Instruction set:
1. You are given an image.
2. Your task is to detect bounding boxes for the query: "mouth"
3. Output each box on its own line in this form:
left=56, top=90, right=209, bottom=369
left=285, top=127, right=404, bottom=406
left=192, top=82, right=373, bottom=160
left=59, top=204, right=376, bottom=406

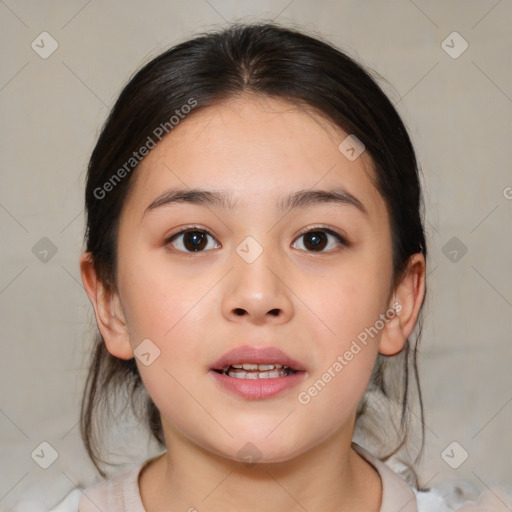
left=211, top=345, right=305, bottom=376
left=209, top=345, right=306, bottom=399
left=214, top=363, right=298, bottom=379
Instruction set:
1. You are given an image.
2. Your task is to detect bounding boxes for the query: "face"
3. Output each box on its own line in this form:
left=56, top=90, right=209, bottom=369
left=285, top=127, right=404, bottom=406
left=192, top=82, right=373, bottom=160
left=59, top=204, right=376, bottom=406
left=105, top=94, right=399, bottom=463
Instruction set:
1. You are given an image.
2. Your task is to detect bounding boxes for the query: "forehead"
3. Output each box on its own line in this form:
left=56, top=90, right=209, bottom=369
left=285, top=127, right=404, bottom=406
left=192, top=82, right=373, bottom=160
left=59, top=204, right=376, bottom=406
left=123, top=94, right=387, bottom=222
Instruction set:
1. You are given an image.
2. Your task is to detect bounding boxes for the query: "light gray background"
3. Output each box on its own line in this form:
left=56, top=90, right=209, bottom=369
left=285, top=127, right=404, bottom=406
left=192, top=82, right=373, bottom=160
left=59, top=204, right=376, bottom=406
left=1, top=0, right=511, bottom=509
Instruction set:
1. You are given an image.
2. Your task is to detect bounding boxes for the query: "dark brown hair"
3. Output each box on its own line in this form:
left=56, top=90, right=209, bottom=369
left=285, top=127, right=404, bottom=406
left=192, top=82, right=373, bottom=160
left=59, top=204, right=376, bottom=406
left=80, top=21, right=427, bottom=479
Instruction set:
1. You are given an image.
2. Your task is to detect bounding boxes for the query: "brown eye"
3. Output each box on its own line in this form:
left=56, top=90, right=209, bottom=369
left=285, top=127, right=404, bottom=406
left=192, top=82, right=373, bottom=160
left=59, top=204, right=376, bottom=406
left=303, top=231, right=327, bottom=251
left=167, top=229, right=220, bottom=253
left=292, top=228, right=347, bottom=253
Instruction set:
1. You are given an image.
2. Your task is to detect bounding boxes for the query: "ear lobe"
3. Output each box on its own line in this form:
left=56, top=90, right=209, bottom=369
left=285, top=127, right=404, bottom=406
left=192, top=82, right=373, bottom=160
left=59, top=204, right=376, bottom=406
left=79, top=251, right=134, bottom=360
left=379, top=253, right=426, bottom=356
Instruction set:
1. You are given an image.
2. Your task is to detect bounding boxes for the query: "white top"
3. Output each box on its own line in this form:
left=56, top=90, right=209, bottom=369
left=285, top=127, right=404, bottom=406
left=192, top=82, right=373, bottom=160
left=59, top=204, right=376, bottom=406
left=48, top=443, right=512, bottom=512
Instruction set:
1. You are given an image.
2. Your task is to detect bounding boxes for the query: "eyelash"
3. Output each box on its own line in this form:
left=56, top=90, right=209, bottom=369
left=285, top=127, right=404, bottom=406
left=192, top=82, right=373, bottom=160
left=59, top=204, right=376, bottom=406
left=164, top=224, right=349, bottom=254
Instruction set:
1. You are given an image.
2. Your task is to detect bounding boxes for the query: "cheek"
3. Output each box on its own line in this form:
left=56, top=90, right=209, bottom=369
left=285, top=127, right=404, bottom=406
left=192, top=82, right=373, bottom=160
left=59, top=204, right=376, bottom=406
left=118, top=254, right=211, bottom=346
left=122, top=270, right=216, bottom=430
left=311, top=255, right=392, bottom=353
left=291, top=327, right=377, bottom=453
left=117, top=252, right=218, bottom=377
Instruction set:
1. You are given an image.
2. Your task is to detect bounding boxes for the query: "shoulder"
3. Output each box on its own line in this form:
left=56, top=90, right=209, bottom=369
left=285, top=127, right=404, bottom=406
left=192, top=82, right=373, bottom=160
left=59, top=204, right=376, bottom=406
left=48, top=459, right=149, bottom=512
left=79, top=461, right=146, bottom=511
left=352, top=443, right=512, bottom=512
left=47, top=489, right=83, bottom=512
left=352, top=442, right=418, bottom=511
left=415, top=485, right=512, bottom=512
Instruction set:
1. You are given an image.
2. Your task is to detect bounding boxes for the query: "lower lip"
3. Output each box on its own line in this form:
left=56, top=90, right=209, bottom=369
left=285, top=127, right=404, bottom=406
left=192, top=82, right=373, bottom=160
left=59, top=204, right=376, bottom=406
left=209, top=370, right=306, bottom=400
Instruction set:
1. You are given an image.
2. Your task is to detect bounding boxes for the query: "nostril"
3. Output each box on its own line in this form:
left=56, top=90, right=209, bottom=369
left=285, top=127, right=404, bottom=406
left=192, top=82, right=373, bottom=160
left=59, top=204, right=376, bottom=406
left=232, top=308, right=280, bottom=317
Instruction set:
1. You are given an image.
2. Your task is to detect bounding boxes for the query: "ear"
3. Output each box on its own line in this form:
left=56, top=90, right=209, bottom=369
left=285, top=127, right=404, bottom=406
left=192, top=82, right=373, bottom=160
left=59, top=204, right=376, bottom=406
left=379, top=253, right=426, bottom=356
left=79, top=251, right=134, bottom=359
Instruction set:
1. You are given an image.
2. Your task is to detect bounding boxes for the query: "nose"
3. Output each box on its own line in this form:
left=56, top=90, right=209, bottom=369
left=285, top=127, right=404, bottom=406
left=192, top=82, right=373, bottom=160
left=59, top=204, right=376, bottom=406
left=221, top=243, right=294, bottom=325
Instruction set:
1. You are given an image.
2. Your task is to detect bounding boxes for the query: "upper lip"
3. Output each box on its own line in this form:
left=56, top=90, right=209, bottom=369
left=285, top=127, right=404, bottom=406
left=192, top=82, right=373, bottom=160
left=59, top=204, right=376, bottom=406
left=211, top=345, right=306, bottom=371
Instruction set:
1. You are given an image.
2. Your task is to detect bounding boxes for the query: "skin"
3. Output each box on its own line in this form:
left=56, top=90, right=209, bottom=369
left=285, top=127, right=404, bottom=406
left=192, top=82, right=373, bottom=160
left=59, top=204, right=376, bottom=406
left=80, top=93, right=426, bottom=512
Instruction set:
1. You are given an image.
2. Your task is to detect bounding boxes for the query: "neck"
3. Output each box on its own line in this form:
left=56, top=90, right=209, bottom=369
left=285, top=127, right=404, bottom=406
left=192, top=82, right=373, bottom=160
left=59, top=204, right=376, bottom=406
left=139, top=422, right=382, bottom=512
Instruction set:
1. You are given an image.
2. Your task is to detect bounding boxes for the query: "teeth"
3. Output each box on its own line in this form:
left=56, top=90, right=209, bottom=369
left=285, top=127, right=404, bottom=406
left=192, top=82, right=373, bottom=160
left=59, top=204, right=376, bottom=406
left=221, top=365, right=296, bottom=379
left=222, top=363, right=285, bottom=371
left=217, top=363, right=297, bottom=379
left=257, top=364, right=276, bottom=371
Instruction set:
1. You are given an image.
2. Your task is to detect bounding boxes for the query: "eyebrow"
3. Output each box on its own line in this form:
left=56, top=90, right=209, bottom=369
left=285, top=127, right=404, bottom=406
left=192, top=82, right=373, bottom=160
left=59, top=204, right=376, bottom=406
left=143, top=186, right=368, bottom=218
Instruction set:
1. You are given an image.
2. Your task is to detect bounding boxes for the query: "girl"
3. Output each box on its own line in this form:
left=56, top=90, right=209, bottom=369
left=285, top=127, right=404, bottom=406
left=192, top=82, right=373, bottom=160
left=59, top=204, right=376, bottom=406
left=51, top=21, right=510, bottom=512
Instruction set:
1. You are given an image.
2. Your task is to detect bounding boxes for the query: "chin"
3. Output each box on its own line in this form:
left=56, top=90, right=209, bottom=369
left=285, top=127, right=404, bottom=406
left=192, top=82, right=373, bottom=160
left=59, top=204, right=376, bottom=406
left=202, top=432, right=310, bottom=465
